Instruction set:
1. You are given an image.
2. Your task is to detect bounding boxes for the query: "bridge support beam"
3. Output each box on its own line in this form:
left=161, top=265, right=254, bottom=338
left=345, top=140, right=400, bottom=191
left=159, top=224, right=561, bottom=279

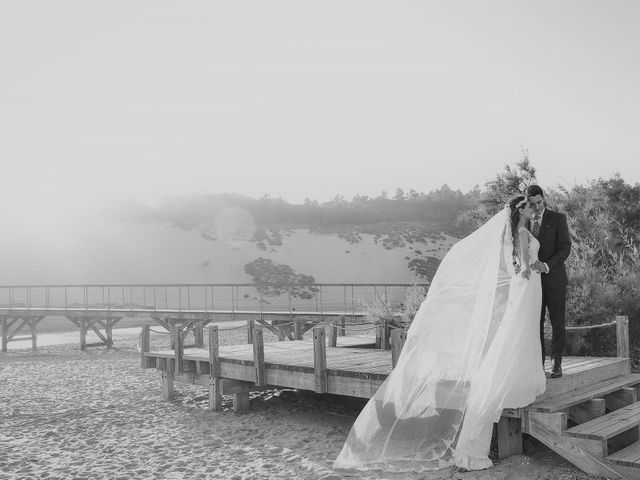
left=1, top=315, right=44, bottom=353
left=65, top=316, right=122, bottom=350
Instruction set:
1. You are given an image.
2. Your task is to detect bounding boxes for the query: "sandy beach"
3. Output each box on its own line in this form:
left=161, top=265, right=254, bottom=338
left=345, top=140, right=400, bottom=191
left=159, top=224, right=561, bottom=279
left=0, top=327, right=598, bottom=480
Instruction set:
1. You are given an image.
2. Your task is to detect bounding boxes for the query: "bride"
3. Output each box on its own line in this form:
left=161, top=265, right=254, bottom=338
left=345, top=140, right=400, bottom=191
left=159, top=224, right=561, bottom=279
left=334, top=196, right=546, bottom=472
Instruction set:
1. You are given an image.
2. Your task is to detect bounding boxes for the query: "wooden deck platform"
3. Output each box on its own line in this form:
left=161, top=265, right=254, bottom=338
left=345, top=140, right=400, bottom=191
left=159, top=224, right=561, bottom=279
left=144, top=341, right=629, bottom=402
left=142, top=317, right=640, bottom=479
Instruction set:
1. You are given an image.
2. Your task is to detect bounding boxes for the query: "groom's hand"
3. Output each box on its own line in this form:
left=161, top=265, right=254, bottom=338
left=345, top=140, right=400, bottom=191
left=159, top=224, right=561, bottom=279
left=531, top=261, right=545, bottom=272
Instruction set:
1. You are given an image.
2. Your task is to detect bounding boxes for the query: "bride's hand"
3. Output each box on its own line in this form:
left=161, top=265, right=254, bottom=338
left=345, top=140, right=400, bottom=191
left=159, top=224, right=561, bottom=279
left=521, top=268, right=531, bottom=280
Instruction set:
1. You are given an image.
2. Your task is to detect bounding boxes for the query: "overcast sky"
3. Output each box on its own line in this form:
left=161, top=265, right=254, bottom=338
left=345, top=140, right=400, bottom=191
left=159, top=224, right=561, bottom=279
left=2, top=0, right=639, bottom=216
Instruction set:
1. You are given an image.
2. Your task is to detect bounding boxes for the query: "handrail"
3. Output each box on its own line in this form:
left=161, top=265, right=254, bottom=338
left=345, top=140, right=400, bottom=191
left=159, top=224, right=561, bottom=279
left=0, top=282, right=426, bottom=288
left=0, top=283, right=427, bottom=315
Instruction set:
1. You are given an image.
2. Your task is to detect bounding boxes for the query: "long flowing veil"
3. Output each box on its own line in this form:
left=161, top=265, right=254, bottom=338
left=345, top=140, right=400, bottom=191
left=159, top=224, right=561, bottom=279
left=334, top=207, right=517, bottom=472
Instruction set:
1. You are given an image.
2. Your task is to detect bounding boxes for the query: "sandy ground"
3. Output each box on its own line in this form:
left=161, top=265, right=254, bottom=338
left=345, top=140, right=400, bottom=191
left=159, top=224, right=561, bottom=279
left=0, top=327, right=600, bottom=480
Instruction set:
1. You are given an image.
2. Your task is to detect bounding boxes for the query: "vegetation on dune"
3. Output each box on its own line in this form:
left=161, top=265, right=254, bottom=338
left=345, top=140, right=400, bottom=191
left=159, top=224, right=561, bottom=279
left=244, top=257, right=319, bottom=300
left=467, top=155, right=640, bottom=367
left=110, top=188, right=470, bottom=236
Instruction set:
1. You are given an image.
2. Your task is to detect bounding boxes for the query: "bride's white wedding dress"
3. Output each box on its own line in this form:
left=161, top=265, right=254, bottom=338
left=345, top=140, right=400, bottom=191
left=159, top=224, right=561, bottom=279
left=334, top=209, right=546, bottom=472
left=453, top=226, right=545, bottom=469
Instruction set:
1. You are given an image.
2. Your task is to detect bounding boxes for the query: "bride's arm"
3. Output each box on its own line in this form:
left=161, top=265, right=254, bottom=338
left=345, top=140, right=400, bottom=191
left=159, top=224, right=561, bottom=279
left=518, top=229, right=531, bottom=279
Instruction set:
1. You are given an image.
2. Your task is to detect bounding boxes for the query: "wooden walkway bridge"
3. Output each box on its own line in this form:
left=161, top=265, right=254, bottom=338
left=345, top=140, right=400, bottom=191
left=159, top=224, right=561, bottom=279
left=0, top=283, right=420, bottom=352
left=142, top=316, right=640, bottom=479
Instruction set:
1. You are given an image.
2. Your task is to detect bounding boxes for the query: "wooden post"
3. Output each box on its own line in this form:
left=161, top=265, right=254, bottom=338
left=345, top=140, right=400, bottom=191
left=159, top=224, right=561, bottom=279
left=329, top=321, right=338, bottom=347
left=375, top=322, right=382, bottom=349
left=233, top=387, right=251, bottom=413
left=106, top=318, right=113, bottom=349
left=390, top=328, right=407, bottom=369
left=497, top=416, right=523, bottom=458
left=174, top=327, right=184, bottom=374
left=1, top=317, right=7, bottom=353
left=339, top=315, right=346, bottom=336
left=140, top=325, right=150, bottom=368
left=253, top=327, right=266, bottom=387
left=313, top=326, right=327, bottom=393
left=29, top=317, right=38, bottom=351
left=247, top=320, right=254, bottom=344
left=161, top=369, right=174, bottom=400
left=276, top=322, right=286, bottom=342
left=80, top=318, right=87, bottom=351
left=293, top=318, right=302, bottom=340
left=195, top=324, right=204, bottom=348
left=208, top=326, right=222, bottom=411
left=616, top=315, right=630, bottom=358
left=384, top=320, right=392, bottom=350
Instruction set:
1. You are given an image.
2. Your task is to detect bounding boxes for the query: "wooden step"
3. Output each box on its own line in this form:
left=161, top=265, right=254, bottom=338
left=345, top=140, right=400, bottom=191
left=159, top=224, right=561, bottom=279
left=528, top=374, right=640, bottom=413
left=540, top=357, right=631, bottom=399
left=564, top=402, right=640, bottom=441
left=606, top=441, right=640, bottom=468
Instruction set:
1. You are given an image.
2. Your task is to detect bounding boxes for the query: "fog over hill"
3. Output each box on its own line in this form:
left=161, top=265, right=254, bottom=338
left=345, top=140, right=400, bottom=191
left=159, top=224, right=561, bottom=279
left=0, top=192, right=467, bottom=285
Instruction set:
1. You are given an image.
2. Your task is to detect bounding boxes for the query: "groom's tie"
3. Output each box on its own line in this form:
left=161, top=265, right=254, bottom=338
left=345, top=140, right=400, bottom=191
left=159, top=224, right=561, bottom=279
left=532, top=214, right=541, bottom=238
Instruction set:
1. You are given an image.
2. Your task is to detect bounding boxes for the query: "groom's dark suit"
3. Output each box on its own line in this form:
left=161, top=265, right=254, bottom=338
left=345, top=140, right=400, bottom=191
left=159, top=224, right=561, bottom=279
left=534, top=208, right=571, bottom=368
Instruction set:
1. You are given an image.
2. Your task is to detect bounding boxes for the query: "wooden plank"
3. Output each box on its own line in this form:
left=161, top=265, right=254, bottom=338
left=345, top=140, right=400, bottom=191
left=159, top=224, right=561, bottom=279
left=529, top=374, right=640, bottom=413
left=293, top=318, right=302, bottom=340
left=617, top=316, right=630, bottom=359
left=247, top=320, right=254, bottom=344
left=256, top=318, right=279, bottom=336
left=174, top=327, right=184, bottom=374
left=528, top=412, right=623, bottom=479
left=7, top=318, right=29, bottom=341
left=329, top=322, right=338, bottom=348
left=569, top=398, right=606, bottom=425
left=390, top=329, right=407, bottom=369
left=151, top=315, right=172, bottom=332
left=208, top=326, right=222, bottom=411
left=221, top=379, right=253, bottom=395
left=8, top=335, right=34, bottom=342
left=605, top=388, right=637, bottom=412
left=503, top=408, right=524, bottom=419
left=565, top=403, right=640, bottom=440
left=1, top=317, right=8, bottom=353
left=80, top=318, right=87, bottom=350
left=497, top=416, right=523, bottom=458
left=155, top=357, right=167, bottom=370
left=606, top=440, right=640, bottom=467
left=194, top=325, right=204, bottom=349
left=87, top=320, right=109, bottom=345
left=161, top=369, right=174, bottom=400
left=28, top=317, right=39, bottom=351
left=233, top=381, right=251, bottom=413
left=105, top=318, right=113, bottom=348
left=313, top=327, right=327, bottom=393
left=375, top=323, right=381, bottom=349
left=253, top=327, right=266, bottom=387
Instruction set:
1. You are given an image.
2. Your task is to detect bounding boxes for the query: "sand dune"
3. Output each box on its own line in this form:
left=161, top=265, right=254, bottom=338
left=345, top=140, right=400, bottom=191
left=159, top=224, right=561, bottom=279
left=0, top=330, right=597, bottom=480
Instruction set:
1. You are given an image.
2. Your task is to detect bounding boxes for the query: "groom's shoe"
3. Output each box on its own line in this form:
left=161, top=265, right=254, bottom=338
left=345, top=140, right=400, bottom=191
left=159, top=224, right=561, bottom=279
left=550, top=365, right=562, bottom=378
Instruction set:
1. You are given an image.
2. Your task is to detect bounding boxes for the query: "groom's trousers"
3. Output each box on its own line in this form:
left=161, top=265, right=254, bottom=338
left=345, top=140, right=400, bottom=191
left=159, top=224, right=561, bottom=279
left=539, top=283, right=566, bottom=367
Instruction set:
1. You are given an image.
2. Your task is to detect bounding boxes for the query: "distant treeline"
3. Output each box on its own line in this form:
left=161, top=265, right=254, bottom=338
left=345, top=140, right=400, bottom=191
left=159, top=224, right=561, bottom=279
left=113, top=186, right=472, bottom=233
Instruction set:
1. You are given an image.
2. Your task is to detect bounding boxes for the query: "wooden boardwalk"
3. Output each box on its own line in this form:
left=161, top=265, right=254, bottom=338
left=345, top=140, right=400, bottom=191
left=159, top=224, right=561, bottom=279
left=142, top=317, right=640, bottom=479
left=0, top=282, right=420, bottom=351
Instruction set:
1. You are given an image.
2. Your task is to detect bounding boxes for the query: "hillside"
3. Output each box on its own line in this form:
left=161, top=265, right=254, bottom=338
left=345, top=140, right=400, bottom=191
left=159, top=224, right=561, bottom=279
left=0, top=216, right=458, bottom=285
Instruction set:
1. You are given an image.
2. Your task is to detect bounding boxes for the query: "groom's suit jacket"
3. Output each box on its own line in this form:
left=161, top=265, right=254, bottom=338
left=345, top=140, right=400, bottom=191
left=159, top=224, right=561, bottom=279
left=536, top=208, right=572, bottom=288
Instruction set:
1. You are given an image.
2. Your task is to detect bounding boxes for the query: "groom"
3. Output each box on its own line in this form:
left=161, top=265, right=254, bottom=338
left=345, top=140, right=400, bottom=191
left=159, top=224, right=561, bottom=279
left=527, top=185, right=572, bottom=378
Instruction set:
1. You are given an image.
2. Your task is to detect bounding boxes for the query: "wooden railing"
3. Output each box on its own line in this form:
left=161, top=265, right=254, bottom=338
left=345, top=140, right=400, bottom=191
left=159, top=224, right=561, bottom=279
left=0, top=283, right=426, bottom=315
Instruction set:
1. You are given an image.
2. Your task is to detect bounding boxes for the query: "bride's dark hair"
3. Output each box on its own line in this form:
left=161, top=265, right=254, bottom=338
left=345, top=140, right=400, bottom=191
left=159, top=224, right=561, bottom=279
left=508, top=195, right=527, bottom=257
